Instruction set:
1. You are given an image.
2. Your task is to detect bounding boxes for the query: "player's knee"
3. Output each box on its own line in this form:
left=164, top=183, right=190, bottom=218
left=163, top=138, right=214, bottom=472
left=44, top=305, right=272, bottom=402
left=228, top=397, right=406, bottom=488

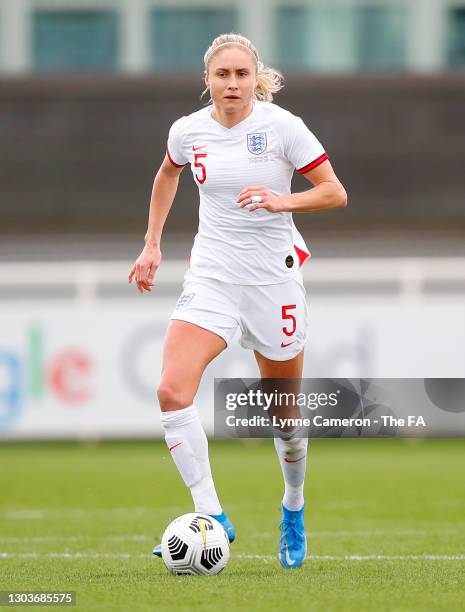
left=157, top=381, right=192, bottom=411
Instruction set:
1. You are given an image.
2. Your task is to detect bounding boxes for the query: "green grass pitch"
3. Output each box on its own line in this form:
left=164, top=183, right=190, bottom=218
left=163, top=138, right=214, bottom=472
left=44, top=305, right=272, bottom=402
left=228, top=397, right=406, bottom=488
left=1, top=439, right=464, bottom=611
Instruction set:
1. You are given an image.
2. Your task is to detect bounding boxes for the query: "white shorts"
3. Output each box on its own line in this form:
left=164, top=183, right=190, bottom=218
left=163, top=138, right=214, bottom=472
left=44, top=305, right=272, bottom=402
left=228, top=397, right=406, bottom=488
left=170, top=270, right=309, bottom=361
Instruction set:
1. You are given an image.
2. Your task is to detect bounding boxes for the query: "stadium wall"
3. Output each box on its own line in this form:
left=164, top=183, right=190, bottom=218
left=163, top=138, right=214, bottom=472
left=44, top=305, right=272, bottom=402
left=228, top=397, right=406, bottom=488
left=1, top=75, right=464, bottom=234
left=1, top=294, right=464, bottom=440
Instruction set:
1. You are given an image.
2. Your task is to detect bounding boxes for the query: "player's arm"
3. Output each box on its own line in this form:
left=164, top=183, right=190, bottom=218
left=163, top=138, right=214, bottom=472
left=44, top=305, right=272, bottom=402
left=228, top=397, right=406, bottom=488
left=237, top=160, right=347, bottom=214
left=144, top=154, right=186, bottom=246
left=128, top=154, right=186, bottom=293
left=284, top=158, right=348, bottom=213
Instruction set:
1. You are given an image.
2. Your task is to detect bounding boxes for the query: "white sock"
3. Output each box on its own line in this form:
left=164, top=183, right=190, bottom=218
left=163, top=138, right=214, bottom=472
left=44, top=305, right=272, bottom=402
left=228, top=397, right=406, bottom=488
left=160, top=404, right=222, bottom=515
left=274, top=435, right=308, bottom=511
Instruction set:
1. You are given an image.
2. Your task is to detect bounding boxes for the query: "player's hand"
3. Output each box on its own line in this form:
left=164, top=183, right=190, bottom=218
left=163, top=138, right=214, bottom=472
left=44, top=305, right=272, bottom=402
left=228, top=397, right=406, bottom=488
left=128, top=244, right=161, bottom=294
left=236, top=185, right=284, bottom=213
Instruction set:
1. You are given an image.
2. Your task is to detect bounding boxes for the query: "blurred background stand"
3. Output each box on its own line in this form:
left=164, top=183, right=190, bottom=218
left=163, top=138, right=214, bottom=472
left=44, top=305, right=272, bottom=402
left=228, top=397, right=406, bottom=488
left=0, top=0, right=464, bottom=440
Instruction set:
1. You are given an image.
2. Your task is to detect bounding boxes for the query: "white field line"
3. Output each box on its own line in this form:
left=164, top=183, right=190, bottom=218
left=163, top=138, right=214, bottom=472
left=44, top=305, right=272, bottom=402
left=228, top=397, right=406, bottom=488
left=1, top=529, right=457, bottom=544
left=0, top=503, right=267, bottom=520
left=0, top=502, right=398, bottom=520
left=1, top=528, right=460, bottom=544
left=3, top=504, right=264, bottom=520
left=6, top=501, right=464, bottom=520
left=237, top=554, right=465, bottom=562
left=0, top=535, right=149, bottom=543
left=250, top=530, right=434, bottom=539
left=0, top=552, right=148, bottom=559
left=5, top=511, right=45, bottom=519
left=0, top=552, right=464, bottom=562
left=3, top=507, right=183, bottom=520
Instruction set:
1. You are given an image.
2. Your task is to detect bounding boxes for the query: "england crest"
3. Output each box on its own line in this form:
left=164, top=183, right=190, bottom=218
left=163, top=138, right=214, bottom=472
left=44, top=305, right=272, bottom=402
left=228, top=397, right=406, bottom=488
left=247, top=133, right=267, bottom=155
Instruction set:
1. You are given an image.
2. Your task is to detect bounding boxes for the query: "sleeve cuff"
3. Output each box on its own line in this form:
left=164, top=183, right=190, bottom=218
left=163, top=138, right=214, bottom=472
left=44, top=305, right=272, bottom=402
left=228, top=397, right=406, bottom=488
left=166, top=143, right=187, bottom=168
left=297, top=152, right=329, bottom=174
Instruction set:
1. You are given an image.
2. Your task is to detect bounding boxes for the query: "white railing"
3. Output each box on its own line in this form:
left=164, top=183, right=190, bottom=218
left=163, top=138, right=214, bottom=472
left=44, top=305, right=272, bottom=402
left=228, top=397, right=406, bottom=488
left=1, top=257, right=465, bottom=302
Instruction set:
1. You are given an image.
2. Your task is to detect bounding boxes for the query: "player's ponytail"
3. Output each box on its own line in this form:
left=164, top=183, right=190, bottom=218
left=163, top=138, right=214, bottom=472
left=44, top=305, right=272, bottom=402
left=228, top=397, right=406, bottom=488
left=201, top=33, right=284, bottom=104
left=254, top=59, right=284, bottom=103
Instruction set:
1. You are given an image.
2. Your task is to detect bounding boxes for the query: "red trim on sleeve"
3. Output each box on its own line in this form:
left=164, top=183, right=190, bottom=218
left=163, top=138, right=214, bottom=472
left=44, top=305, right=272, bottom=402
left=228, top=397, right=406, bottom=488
left=297, top=153, right=329, bottom=175
left=166, top=143, right=187, bottom=168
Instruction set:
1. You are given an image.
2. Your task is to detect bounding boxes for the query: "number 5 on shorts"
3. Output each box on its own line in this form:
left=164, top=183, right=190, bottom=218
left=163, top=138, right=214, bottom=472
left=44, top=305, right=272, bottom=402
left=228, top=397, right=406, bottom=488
left=282, top=304, right=296, bottom=336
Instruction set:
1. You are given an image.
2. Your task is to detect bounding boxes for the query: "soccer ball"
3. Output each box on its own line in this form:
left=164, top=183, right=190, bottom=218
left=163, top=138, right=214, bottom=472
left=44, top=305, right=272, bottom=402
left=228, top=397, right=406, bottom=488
left=161, top=513, right=230, bottom=575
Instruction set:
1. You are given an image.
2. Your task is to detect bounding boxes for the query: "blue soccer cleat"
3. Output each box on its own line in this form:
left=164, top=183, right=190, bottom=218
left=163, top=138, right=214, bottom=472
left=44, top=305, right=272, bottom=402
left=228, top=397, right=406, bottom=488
left=210, top=511, right=236, bottom=543
left=152, top=543, right=162, bottom=557
left=278, top=504, right=307, bottom=569
left=152, top=511, right=236, bottom=558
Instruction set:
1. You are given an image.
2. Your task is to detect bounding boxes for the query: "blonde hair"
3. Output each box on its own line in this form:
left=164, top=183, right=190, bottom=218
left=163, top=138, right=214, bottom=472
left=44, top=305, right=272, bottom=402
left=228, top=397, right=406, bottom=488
left=201, top=33, right=284, bottom=104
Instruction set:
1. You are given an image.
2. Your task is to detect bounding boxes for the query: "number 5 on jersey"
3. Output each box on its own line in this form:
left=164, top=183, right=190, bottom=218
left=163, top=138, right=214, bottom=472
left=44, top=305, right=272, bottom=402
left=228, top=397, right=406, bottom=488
left=194, top=153, right=207, bottom=184
left=282, top=304, right=297, bottom=336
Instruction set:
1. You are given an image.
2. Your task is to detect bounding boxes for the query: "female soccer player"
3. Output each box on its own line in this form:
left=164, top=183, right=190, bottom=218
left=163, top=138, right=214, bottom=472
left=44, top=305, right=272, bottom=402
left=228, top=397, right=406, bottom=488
left=129, top=33, right=347, bottom=569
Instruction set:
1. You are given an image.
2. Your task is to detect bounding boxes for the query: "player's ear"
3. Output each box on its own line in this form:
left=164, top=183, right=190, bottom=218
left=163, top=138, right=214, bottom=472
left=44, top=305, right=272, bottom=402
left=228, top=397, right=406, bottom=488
left=204, top=70, right=209, bottom=86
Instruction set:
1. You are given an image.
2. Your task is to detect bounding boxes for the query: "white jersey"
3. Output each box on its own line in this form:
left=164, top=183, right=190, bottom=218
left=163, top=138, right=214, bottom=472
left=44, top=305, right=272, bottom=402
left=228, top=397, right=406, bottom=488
left=166, top=100, right=328, bottom=285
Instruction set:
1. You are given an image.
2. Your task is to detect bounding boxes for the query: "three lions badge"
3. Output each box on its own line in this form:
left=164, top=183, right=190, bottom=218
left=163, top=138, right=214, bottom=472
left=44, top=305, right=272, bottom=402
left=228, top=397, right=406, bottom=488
left=247, top=133, right=267, bottom=155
